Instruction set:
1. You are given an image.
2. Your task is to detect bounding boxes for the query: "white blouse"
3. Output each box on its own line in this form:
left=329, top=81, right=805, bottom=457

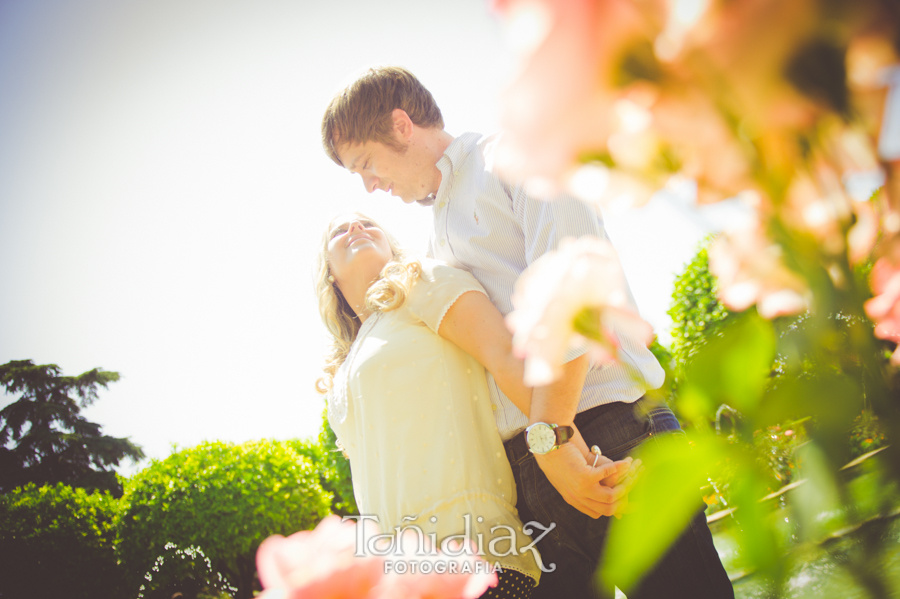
left=328, top=259, right=541, bottom=582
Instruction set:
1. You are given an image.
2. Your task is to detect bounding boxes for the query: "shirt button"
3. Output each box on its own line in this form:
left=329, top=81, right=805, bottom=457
left=440, top=240, right=446, bottom=246
left=439, top=201, right=445, bottom=208
left=454, top=170, right=460, bottom=176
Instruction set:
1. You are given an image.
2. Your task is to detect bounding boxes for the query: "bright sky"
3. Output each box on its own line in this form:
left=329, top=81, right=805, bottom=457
left=0, top=0, right=731, bottom=474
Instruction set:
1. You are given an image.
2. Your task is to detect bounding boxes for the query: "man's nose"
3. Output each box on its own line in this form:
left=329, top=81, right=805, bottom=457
left=347, top=220, right=365, bottom=233
left=362, top=174, right=379, bottom=194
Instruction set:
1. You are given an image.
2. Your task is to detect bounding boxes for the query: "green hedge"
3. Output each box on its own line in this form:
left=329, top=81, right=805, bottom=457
left=0, top=482, right=124, bottom=599
left=117, top=439, right=331, bottom=599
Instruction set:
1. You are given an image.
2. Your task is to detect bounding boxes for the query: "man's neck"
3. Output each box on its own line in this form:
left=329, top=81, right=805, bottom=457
left=429, top=130, right=454, bottom=162
left=420, top=129, right=455, bottom=194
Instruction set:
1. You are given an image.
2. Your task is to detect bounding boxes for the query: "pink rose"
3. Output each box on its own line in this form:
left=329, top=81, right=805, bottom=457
left=708, top=218, right=810, bottom=319
left=489, top=0, right=898, bottom=220
left=865, top=256, right=900, bottom=365
left=507, top=236, right=655, bottom=386
left=256, top=517, right=498, bottom=599
left=256, top=516, right=385, bottom=599
left=490, top=0, right=661, bottom=195
left=378, top=533, right=498, bottom=599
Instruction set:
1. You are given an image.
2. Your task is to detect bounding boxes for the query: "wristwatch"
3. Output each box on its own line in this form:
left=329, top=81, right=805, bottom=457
left=525, top=422, right=575, bottom=455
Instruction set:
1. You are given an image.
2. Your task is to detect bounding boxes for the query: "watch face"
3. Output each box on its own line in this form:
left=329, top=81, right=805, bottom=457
left=527, top=424, right=556, bottom=454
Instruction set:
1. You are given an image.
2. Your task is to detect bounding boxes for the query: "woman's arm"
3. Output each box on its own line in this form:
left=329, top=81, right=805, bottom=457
left=437, top=290, right=531, bottom=415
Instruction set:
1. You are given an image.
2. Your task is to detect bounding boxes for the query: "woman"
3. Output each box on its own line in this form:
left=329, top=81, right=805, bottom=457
left=316, top=212, right=543, bottom=597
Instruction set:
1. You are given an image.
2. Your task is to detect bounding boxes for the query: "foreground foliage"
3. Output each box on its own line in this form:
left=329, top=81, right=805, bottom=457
left=490, top=1, right=900, bottom=596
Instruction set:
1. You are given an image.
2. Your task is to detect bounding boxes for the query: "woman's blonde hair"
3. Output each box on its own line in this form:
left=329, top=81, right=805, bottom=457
left=314, top=212, right=420, bottom=393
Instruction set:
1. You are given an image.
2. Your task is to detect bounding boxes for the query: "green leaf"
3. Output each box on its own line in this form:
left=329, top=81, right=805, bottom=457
left=727, top=464, right=785, bottom=582
left=790, top=442, right=846, bottom=541
left=600, top=432, right=724, bottom=592
left=681, top=312, right=776, bottom=417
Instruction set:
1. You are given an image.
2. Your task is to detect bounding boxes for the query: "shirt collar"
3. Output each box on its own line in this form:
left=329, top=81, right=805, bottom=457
left=432, top=132, right=482, bottom=204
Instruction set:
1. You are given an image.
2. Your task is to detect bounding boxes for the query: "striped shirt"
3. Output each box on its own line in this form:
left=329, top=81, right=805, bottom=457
left=427, top=132, right=665, bottom=441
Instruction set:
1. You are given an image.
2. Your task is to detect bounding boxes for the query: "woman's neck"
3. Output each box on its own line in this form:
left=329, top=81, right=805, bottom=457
left=339, top=282, right=370, bottom=322
left=339, top=267, right=383, bottom=323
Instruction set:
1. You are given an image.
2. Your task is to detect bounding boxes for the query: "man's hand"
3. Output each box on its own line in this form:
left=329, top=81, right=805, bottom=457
left=606, top=458, right=643, bottom=519
left=534, top=442, right=633, bottom=519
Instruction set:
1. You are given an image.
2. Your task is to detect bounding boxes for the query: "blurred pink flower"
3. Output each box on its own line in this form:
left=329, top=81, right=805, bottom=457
left=378, top=534, right=498, bottom=599
left=490, top=0, right=664, bottom=195
left=488, top=0, right=827, bottom=203
left=848, top=199, right=880, bottom=264
left=779, top=130, right=881, bottom=264
left=507, top=236, right=655, bottom=386
left=256, top=516, right=498, bottom=599
left=708, top=219, right=810, bottom=319
left=650, top=90, right=756, bottom=204
left=782, top=169, right=852, bottom=257
left=847, top=34, right=900, bottom=229
left=256, top=515, right=384, bottom=599
left=865, top=256, right=900, bottom=366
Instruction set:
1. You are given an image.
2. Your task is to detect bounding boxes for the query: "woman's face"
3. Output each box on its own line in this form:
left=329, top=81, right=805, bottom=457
left=326, top=215, right=393, bottom=286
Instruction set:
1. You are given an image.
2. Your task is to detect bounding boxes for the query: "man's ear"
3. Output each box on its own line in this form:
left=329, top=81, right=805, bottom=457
left=392, top=108, right=414, bottom=141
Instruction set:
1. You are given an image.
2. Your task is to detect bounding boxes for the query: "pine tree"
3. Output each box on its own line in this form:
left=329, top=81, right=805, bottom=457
left=0, top=360, right=144, bottom=497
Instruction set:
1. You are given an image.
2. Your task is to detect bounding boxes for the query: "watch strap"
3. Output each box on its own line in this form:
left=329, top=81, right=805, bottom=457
left=555, top=425, right=574, bottom=446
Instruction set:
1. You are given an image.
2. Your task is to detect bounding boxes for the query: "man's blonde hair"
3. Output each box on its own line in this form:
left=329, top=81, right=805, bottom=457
left=314, top=212, right=421, bottom=393
left=321, top=66, right=444, bottom=165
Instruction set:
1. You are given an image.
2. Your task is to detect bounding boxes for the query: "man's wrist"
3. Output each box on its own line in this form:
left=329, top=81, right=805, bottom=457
left=525, top=422, right=575, bottom=454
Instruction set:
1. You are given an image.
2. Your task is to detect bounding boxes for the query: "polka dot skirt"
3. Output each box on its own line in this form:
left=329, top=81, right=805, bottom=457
left=479, top=569, right=535, bottom=599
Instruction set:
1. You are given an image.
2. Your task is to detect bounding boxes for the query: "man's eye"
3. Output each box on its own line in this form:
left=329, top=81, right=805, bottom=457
left=331, top=227, right=346, bottom=239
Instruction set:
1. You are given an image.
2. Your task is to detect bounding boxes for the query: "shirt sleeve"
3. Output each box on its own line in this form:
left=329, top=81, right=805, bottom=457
left=512, top=186, right=611, bottom=267
left=512, top=187, right=620, bottom=363
left=406, top=259, right=488, bottom=334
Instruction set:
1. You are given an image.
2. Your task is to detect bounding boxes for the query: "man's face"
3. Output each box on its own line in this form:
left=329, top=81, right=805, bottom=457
left=334, top=136, right=438, bottom=204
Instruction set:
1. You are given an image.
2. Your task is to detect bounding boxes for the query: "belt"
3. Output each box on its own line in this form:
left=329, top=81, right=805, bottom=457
left=503, top=397, right=646, bottom=463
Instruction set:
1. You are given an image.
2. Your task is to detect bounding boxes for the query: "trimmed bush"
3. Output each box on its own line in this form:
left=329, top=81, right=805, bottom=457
left=0, top=482, right=124, bottom=599
left=117, top=439, right=331, bottom=599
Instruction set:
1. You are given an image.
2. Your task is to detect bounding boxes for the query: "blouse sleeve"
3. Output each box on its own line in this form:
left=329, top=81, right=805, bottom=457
left=406, top=259, right=488, bottom=334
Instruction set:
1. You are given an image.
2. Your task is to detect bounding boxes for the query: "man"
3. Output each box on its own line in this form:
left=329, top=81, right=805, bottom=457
left=321, top=66, right=733, bottom=599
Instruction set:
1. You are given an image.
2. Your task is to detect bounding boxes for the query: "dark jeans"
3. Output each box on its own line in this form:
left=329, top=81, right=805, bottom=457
left=504, top=399, right=734, bottom=599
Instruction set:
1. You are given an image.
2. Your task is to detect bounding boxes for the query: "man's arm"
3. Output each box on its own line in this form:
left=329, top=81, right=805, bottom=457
left=440, top=291, right=632, bottom=518
left=506, top=184, right=642, bottom=517
left=529, top=354, right=632, bottom=518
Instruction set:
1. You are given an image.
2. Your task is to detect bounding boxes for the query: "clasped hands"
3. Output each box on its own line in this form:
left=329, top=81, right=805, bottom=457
left=534, top=426, right=642, bottom=519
